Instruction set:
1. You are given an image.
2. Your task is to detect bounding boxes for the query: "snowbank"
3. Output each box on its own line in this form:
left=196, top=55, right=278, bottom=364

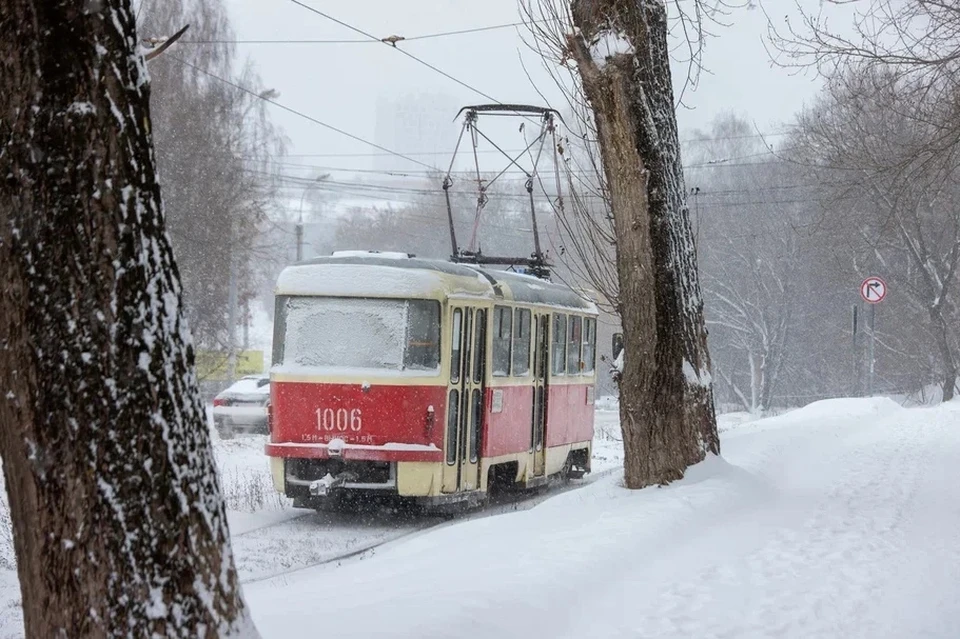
left=778, top=396, right=903, bottom=421
left=247, top=399, right=960, bottom=639
left=716, top=411, right=756, bottom=432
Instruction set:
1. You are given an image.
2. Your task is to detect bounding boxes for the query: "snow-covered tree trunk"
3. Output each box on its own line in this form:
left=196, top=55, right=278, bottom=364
left=568, top=0, right=720, bottom=488
left=930, top=306, right=958, bottom=401
left=0, top=1, right=255, bottom=636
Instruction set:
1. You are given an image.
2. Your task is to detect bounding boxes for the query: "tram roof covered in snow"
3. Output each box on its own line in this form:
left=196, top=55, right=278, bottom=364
left=275, top=251, right=598, bottom=313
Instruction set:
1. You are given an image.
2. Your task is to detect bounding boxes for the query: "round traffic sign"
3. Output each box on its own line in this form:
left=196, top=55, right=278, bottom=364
left=860, top=277, right=887, bottom=304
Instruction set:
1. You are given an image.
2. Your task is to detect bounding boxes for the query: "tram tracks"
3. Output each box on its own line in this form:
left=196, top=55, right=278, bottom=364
left=241, top=517, right=444, bottom=585
left=239, top=467, right=620, bottom=585
left=231, top=510, right=313, bottom=537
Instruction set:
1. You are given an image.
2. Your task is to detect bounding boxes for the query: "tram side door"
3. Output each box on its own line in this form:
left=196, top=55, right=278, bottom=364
left=461, top=308, right=485, bottom=491
left=442, top=306, right=485, bottom=493
left=531, top=313, right=549, bottom=477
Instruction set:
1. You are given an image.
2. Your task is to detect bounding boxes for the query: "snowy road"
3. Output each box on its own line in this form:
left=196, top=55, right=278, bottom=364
left=230, top=416, right=625, bottom=583
left=248, top=398, right=960, bottom=639
left=0, top=410, right=623, bottom=637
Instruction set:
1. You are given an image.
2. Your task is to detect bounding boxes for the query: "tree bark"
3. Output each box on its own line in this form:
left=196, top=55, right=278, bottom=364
left=569, top=0, right=720, bottom=488
left=930, top=306, right=958, bottom=402
left=0, top=1, right=255, bottom=636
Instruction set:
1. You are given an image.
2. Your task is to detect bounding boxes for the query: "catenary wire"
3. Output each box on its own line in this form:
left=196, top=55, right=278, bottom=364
left=180, top=20, right=547, bottom=45
left=168, top=55, right=442, bottom=173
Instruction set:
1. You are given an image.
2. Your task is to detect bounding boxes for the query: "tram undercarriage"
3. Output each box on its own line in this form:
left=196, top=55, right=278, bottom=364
left=274, top=446, right=591, bottom=515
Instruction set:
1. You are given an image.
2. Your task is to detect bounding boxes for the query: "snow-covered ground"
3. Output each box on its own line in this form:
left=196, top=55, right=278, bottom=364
left=228, top=409, right=627, bottom=584
left=247, top=398, right=960, bottom=638
left=0, top=406, right=626, bottom=636
left=1, top=400, right=958, bottom=637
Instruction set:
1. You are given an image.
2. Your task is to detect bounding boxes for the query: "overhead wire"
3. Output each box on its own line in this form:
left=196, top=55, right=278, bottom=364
left=180, top=20, right=544, bottom=45
left=167, top=55, right=442, bottom=173
left=175, top=5, right=804, bottom=217
left=264, top=168, right=864, bottom=210
left=259, top=151, right=853, bottom=197
left=283, top=0, right=577, bottom=261
left=233, top=151, right=785, bottom=179
left=182, top=38, right=370, bottom=44
left=287, top=0, right=504, bottom=104
left=166, top=9, right=843, bottom=280
left=277, top=184, right=543, bottom=242
left=401, top=21, right=539, bottom=42
left=223, top=130, right=794, bottom=162
left=179, top=6, right=823, bottom=231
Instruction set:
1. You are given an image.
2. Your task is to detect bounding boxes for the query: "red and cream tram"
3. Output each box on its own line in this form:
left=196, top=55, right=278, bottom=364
left=264, top=250, right=598, bottom=510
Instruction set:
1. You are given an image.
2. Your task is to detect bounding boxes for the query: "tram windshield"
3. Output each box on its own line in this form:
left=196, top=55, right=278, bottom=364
left=276, top=297, right=441, bottom=373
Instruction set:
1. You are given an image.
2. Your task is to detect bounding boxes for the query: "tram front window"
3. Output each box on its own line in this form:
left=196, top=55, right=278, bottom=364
left=278, top=297, right=440, bottom=373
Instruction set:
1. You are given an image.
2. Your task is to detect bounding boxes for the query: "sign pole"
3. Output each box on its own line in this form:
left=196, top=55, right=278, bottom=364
left=868, top=303, right=876, bottom=396
left=853, top=305, right=862, bottom=396
left=859, top=276, right=886, bottom=397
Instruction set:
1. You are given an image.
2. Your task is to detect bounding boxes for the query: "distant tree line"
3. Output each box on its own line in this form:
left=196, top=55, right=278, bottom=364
left=140, top=0, right=286, bottom=359
left=508, top=0, right=960, bottom=411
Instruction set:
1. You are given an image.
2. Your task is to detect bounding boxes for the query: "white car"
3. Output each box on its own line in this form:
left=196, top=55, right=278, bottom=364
left=212, top=375, right=270, bottom=438
left=595, top=395, right=620, bottom=412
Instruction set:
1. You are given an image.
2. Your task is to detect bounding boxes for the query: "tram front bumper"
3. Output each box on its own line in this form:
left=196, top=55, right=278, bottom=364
left=308, top=472, right=358, bottom=497
left=269, top=456, right=445, bottom=499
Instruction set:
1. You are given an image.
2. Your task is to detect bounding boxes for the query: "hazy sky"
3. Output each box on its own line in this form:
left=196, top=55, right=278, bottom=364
left=219, top=0, right=833, bottom=171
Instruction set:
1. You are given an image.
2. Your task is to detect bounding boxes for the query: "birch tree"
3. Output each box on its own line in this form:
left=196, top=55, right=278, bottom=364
left=0, top=1, right=254, bottom=635
left=702, top=227, right=797, bottom=413
left=685, top=115, right=807, bottom=413
left=525, top=0, right=721, bottom=488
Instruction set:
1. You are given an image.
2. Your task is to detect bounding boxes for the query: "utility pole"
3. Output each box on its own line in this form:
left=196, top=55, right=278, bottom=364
left=297, top=173, right=330, bottom=262
left=242, top=298, right=250, bottom=351
left=690, top=186, right=701, bottom=256
left=295, top=222, right=304, bottom=262
left=227, top=249, right=238, bottom=384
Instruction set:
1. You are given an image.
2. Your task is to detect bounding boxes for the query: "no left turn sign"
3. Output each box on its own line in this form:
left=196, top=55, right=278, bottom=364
left=860, top=277, right=887, bottom=304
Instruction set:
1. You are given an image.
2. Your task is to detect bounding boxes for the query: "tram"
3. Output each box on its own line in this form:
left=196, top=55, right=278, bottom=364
left=264, top=250, right=598, bottom=511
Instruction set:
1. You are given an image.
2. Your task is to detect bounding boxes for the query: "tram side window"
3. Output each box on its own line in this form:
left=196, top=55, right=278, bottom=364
left=582, top=318, right=597, bottom=373
left=450, top=309, right=463, bottom=383
left=470, top=388, right=482, bottom=463
left=405, top=300, right=442, bottom=371
left=473, top=309, right=487, bottom=384
left=567, top=316, right=582, bottom=375
left=492, top=306, right=513, bottom=377
left=446, top=389, right=459, bottom=465
left=551, top=314, right=567, bottom=376
left=512, top=308, right=531, bottom=376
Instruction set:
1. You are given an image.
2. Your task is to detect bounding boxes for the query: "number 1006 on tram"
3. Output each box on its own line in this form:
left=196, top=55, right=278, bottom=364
left=264, top=251, right=599, bottom=512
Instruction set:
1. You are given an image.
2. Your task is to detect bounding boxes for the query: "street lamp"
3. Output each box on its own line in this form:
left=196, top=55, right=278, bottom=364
left=296, top=173, right=330, bottom=262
